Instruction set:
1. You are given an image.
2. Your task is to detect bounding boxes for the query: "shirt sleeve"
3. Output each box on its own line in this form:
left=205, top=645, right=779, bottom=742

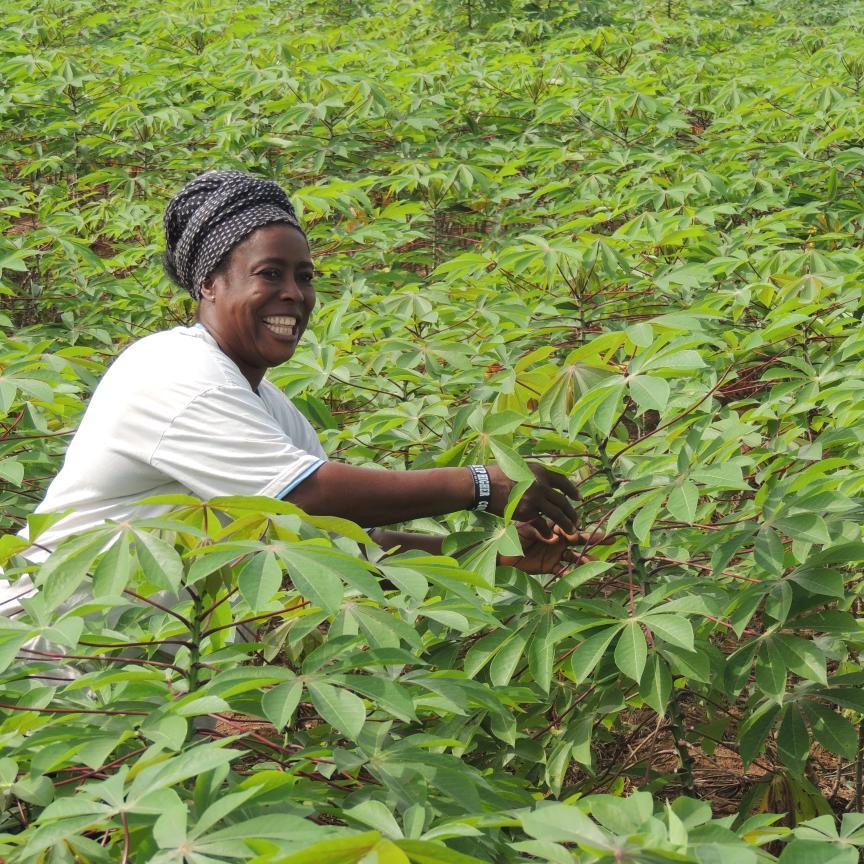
left=150, top=385, right=324, bottom=500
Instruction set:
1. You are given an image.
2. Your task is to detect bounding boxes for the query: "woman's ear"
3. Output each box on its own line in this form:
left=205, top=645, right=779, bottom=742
left=200, top=274, right=218, bottom=303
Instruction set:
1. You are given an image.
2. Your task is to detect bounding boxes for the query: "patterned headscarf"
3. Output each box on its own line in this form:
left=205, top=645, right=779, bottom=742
left=163, top=170, right=304, bottom=300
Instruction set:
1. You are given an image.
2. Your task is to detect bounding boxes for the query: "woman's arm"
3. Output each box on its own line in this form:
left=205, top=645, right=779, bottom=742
left=284, top=461, right=579, bottom=532
left=286, top=463, right=474, bottom=527
left=370, top=528, right=445, bottom=556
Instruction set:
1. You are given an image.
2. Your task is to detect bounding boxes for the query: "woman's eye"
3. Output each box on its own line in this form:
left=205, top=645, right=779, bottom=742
left=259, top=269, right=280, bottom=279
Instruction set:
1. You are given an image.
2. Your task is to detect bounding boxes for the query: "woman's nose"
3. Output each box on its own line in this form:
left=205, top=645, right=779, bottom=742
left=279, top=277, right=303, bottom=301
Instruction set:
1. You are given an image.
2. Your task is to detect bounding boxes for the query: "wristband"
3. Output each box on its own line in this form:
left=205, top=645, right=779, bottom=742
left=468, top=465, right=491, bottom=512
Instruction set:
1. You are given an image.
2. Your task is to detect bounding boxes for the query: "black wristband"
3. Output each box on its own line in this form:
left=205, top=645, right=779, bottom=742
left=468, top=465, right=491, bottom=512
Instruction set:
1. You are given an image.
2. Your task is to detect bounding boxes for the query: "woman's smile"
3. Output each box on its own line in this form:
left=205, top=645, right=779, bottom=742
left=262, top=315, right=299, bottom=338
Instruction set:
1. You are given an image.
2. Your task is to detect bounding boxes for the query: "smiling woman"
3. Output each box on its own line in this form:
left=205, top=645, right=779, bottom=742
left=197, top=224, right=316, bottom=388
left=15, top=170, right=589, bottom=576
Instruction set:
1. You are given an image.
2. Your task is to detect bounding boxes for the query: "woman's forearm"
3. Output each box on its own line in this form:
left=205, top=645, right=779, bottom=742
left=370, top=528, right=446, bottom=556
left=285, top=462, right=475, bottom=527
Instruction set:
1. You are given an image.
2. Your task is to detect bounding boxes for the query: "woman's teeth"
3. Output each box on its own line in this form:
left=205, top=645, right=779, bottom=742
left=263, top=316, right=297, bottom=336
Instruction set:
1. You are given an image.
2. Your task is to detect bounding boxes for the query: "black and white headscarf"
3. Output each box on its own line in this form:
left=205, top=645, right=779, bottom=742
left=163, top=170, right=304, bottom=300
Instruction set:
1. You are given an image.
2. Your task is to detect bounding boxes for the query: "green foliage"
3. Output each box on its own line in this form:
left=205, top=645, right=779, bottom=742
left=2, top=0, right=864, bottom=859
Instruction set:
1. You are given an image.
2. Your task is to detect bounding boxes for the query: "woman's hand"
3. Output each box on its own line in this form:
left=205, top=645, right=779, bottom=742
left=499, top=519, right=602, bottom=575
left=485, top=463, right=580, bottom=534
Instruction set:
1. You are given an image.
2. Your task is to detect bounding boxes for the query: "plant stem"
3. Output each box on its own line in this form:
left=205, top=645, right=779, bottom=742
left=668, top=690, right=696, bottom=797
left=854, top=720, right=863, bottom=812
left=188, top=591, right=204, bottom=693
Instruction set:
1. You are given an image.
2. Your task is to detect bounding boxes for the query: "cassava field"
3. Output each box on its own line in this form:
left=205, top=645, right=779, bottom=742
left=1, top=0, right=864, bottom=860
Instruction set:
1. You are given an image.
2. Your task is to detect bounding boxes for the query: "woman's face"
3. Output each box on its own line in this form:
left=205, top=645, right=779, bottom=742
left=199, top=223, right=316, bottom=388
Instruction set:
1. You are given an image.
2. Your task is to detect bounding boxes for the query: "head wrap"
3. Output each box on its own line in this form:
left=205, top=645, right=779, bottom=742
left=163, top=170, right=304, bottom=300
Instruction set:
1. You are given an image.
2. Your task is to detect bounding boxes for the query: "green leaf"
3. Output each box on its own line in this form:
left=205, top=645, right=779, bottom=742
left=306, top=681, right=366, bottom=740
left=725, top=643, right=758, bottom=694
left=261, top=679, right=302, bottom=730
left=482, top=410, right=525, bottom=436
left=345, top=800, right=403, bottom=839
left=281, top=547, right=345, bottom=615
left=238, top=551, right=282, bottom=612
left=154, top=803, right=187, bottom=849
left=0, top=631, right=34, bottom=673
left=778, top=840, right=858, bottom=864
left=92, top=532, right=133, bottom=597
left=643, top=613, right=694, bottom=651
left=133, top=530, right=183, bottom=592
left=643, top=350, right=706, bottom=371
left=788, top=567, right=845, bottom=598
left=625, top=323, right=653, bottom=347
left=395, top=839, right=487, bottom=863
left=755, top=526, right=785, bottom=576
left=802, top=702, right=858, bottom=760
left=738, top=702, right=781, bottom=769
left=628, top=375, right=670, bottom=412
left=489, top=626, right=530, bottom=687
left=0, top=459, right=24, bottom=486
left=271, top=831, right=380, bottom=863
left=0, top=533, right=28, bottom=566
left=775, top=635, right=827, bottom=685
left=521, top=803, right=611, bottom=848
left=777, top=706, right=810, bottom=775
left=614, top=621, right=648, bottom=683
left=667, top=481, right=698, bottom=523
left=774, top=513, right=831, bottom=546
left=128, top=745, right=236, bottom=801
left=37, top=533, right=105, bottom=610
left=488, top=437, right=534, bottom=482
left=631, top=490, right=664, bottom=545
left=528, top=618, right=554, bottom=694
left=569, top=626, right=621, bottom=684
left=503, top=479, right=533, bottom=523
left=639, top=654, right=672, bottom=714
left=339, top=674, right=417, bottom=722
left=755, top=640, right=787, bottom=702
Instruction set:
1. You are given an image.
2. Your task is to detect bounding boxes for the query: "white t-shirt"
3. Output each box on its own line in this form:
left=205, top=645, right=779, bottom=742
left=18, top=324, right=326, bottom=563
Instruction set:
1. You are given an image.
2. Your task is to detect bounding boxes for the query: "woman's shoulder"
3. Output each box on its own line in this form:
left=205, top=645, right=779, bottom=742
left=108, top=325, right=241, bottom=392
left=111, top=325, right=236, bottom=384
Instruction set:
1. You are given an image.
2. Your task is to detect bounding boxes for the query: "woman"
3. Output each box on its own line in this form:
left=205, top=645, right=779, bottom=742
left=19, top=170, right=587, bottom=574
